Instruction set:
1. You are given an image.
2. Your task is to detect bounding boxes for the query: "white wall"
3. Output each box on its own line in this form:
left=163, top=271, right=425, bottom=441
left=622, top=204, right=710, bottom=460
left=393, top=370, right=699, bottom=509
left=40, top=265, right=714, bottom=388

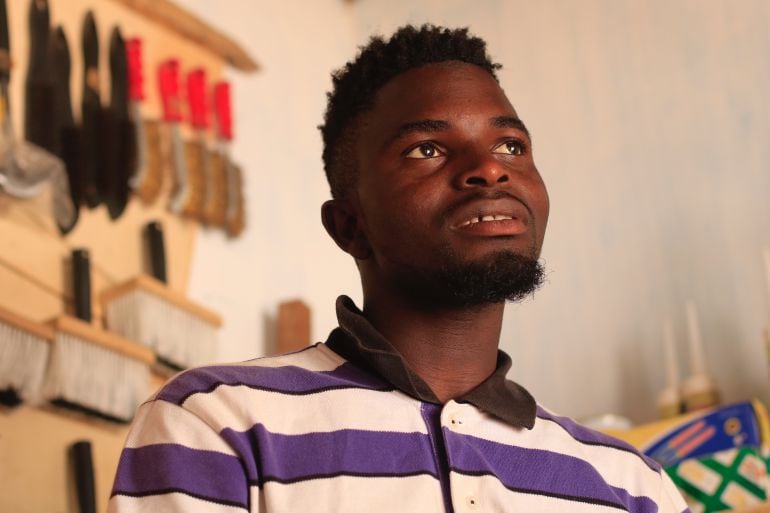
left=184, top=0, right=770, bottom=423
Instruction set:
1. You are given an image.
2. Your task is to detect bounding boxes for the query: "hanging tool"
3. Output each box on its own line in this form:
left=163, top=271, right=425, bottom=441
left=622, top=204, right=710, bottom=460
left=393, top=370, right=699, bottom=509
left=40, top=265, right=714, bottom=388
left=25, top=0, right=54, bottom=151
left=183, top=67, right=208, bottom=219
left=0, top=0, right=75, bottom=233
left=80, top=11, right=102, bottom=208
left=126, top=37, right=162, bottom=203
left=104, top=27, right=134, bottom=219
left=213, top=81, right=245, bottom=237
left=49, top=26, right=80, bottom=233
left=158, top=58, right=189, bottom=215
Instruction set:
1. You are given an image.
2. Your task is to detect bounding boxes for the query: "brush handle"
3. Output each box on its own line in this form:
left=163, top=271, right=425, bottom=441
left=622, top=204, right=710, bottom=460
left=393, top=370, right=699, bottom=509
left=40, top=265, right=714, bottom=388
left=145, top=221, right=167, bottom=283
left=72, top=249, right=91, bottom=322
left=71, top=440, right=96, bottom=513
left=158, top=59, right=182, bottom=122
left=213, top=81, right=232, bottom=141
left=187, top=68, right=208, bottom=130
left=125, top=37, right=144, bottom=102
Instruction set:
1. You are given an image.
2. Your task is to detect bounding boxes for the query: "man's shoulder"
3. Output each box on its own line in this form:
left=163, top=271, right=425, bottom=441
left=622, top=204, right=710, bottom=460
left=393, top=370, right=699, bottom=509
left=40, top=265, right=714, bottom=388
left=531, top=404, right=662, bottom=474
left=151, top=342, right=390, bottom=408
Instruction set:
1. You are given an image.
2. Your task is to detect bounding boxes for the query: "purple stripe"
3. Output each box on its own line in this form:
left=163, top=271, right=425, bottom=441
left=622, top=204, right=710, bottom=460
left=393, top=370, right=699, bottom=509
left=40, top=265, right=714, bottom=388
left=537, top=407, right=660, bottom=472
left=444, top=431, right=658, bottom=513
left=158, top=361, right=391, bottom=405
left=112, top=444, right=247, bottom=508
left=221, top=424, right=438, bottom=484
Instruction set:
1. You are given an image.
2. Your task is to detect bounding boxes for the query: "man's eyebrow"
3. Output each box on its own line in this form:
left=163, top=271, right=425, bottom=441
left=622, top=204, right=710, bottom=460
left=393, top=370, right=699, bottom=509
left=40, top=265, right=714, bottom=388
left=391, top=119, right=451, bottom=141
left=491, top=116, right=530, bottom=137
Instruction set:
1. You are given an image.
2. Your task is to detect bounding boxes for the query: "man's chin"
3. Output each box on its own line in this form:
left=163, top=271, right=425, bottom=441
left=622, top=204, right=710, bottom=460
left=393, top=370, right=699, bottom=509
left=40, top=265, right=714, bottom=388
left=394, top=250, right=546, bottom=308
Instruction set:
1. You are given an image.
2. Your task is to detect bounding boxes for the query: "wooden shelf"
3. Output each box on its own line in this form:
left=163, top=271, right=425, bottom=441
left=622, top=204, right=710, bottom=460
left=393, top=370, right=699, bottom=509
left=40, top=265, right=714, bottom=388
left=49, top=315, right=156, bottom=366
left=110, top=0, right=259, bottom=72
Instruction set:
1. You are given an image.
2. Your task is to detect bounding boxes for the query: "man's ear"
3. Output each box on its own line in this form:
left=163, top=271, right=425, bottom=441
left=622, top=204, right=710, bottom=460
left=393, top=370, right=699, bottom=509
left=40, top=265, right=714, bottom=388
left=321, top=199, right=372, bottom=260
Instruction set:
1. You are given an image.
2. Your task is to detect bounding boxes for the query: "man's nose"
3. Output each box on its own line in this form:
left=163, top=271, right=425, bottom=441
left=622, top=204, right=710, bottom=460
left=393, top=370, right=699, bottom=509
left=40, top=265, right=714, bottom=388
left=453, top=153, right=510, bottom=189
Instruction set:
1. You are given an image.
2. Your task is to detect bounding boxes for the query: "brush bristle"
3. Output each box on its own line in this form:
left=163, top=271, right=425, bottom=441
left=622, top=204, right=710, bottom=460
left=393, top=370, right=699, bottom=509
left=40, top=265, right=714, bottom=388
left=0, top=321, right=51, bottom=405
left=43, top=332, right=150, bottom=422
left=105, top=290, right=217, bottom=370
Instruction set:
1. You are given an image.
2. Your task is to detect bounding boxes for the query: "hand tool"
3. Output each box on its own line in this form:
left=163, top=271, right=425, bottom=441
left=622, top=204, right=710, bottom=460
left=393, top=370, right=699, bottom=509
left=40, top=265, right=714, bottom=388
left=183, top=67, right=208, bottom=219
left=213, top=81, right=245, bottom=237
left=49, top=26, right=80, bottom=233
left=104, top=26, right=134, bottom=219
left=126, top=37, right=162, bottom=203
left=158, top=58, right=189, bottom=214
left=80, top=10, right=102, bottom=208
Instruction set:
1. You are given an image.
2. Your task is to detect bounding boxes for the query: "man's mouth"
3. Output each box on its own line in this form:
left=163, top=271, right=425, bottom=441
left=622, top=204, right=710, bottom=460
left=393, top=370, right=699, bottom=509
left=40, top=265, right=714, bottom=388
left=457, top=214, right=515, bottom=227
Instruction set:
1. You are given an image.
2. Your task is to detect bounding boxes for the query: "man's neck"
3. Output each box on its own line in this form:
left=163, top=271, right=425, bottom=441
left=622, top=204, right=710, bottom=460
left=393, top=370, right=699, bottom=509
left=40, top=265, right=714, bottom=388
left=362, top=296, right=504, bottom=403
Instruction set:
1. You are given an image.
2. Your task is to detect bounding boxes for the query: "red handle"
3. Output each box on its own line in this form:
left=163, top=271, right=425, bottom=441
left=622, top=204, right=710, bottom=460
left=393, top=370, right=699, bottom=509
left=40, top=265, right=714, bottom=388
left=213, top=81, right=233, bottom=141
left=186, top=68, right=208, bottom=129
left=158, top=59, right=182, bottom=122
left=125, top=37, right=144, bottom=101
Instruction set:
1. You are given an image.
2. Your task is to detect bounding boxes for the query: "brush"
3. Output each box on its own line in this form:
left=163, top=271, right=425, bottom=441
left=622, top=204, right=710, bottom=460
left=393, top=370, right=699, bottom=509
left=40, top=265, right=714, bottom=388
left=101, top=275, right=221, bottom=373
left=43, top=315, right=154, bottom=423
left=0, top=305, right=53, bottom=407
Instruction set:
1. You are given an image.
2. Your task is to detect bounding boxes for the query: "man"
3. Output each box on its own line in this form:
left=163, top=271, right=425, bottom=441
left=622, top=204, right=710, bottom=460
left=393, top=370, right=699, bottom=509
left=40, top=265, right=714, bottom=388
left=108, top=25, right=689, bottom=513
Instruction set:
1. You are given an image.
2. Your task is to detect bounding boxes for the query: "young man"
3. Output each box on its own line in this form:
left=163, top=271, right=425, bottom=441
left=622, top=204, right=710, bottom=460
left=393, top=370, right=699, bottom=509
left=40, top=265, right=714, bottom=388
left=108, top=25, right=690, bottom=513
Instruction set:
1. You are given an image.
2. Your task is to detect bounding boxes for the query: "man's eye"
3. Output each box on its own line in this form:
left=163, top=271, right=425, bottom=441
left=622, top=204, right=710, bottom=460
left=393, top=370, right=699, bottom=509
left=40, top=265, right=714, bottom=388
left=404, top=143, right=443, bottom=159
left=492, top=140, right=524, bottom=156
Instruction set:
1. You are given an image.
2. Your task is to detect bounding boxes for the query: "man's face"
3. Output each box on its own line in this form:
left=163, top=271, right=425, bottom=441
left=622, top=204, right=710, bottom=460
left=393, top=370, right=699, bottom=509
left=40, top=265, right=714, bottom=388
left=350, top=62, right=550, bottom=304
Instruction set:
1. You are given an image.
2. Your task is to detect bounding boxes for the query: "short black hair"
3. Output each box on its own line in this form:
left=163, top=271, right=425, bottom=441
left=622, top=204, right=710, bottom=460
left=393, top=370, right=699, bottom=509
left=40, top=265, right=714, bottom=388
left=319, top=24, right=501, bottom=199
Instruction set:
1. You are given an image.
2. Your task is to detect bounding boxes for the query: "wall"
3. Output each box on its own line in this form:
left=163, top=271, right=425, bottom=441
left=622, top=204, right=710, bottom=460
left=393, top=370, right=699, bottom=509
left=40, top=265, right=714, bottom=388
left=186, top=0, right=770, bottom=423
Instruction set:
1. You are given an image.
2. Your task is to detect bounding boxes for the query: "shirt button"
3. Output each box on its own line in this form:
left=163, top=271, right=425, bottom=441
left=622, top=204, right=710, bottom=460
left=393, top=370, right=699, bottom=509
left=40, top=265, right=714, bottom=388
left=466, top=496, right=478, bottom=509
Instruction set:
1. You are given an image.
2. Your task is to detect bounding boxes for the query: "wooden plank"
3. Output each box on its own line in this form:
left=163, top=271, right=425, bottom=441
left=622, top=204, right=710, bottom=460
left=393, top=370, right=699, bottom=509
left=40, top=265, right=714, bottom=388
left=110, top=0, right=259, bottom=72
left=0, top=305, right=55, bottom=341
left=276, top=299, right=311, bottom=354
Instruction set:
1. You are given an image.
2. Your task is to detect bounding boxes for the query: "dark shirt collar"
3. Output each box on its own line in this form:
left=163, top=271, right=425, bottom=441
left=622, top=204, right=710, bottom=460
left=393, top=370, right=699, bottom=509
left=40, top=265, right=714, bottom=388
left=326, top=295, right=536, bottom=430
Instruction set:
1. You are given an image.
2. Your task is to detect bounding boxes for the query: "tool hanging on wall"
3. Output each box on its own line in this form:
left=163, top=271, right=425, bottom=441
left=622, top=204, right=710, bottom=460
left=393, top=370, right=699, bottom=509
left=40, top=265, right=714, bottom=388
left=126, top=37, right=162, bottom=204
left=71, top=440, right=97, bottom=513
left=80, top=11, right=103, bottom=208
left=43, top=314, right=154, bottom=423
left=104, top=27, right=134, bottom=220
left=158, top=58, right=190, bottom=215
left=213, top=81, right=245, bottom=237
left=144, top=220, right=167, bottom=283
left=25, top=0, right=54, bottom=151
left=50, top=26, right=80, bottom=233
left=0, top=0, right=75, bottom=233
left=182, top=67, right=208, bottom=219
left=102, top=275, right=221, bottom=372
left=72, top=248, right=92, bottom=322
left=0, top=305, right=53, bottom=407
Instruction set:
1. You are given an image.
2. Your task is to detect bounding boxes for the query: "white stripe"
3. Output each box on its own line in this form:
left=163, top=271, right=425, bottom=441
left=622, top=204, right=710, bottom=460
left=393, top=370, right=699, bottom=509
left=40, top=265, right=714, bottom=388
left=442, top=401, right=662, bottom=500
left=451, top=473, right=622, bottom=513
left=124, top=400, right=237, bottom=456
left=235, top=344, right=344, bottom=371
left=262, top=475, right=444, bottom=513
left=107, top=491, right=247, bottom=513
left=183, top=385, right=429, bottom=435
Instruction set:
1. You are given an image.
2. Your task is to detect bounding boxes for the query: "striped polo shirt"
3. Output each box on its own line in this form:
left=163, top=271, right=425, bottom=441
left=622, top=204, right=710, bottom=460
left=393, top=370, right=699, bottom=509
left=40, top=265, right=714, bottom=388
left=108, top=296, right=690, bottom=513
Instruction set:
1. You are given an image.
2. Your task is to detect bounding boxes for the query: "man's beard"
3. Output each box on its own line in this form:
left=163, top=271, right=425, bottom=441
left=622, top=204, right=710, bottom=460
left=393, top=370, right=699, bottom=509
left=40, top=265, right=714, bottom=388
left=391, top=247, right=545, bottom=309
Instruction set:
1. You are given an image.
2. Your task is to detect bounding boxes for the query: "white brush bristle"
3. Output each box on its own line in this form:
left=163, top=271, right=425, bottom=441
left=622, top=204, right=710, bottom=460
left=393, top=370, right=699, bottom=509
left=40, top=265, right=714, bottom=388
left=105, top=290, right=217, bottom=369
left=0, top=321, right=50, bottom=404
left=43, top=332, right=150, bottom=422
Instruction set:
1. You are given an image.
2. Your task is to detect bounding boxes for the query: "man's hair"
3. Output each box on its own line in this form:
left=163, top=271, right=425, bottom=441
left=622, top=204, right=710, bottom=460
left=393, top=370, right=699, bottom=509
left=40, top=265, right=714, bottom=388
left=319, top=24, right=501, bottom=199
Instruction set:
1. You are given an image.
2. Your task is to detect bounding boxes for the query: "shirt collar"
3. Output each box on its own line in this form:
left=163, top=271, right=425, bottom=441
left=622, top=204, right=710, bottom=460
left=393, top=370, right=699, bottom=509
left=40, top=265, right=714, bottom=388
left=326, top=295, right=536, bottom=430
